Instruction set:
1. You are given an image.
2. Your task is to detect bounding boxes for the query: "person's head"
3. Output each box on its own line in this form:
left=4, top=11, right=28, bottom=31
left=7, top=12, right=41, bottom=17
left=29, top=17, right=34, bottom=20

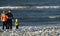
left=2, top=11, right=5, bottom=14
left=8, top=10, right=11, bottom=13
left=15, top=19, right=18, bottom=22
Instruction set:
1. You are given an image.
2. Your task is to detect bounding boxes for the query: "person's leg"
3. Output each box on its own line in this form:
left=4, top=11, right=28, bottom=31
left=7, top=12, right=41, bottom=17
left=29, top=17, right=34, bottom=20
left=9, top=22, right=12, bottom=29
left=5, top=21, right=7, bottom=29
left=6, top=22, right=9, bottom=29
left=7, top=24, right=9, bottom=29
left=6, top=22, right=7, bottom=29
left=16, top=26, right=18, bottom=29
left=2, top=22, right=5, bottom=30
left=10, top=24, right=12, bottom=29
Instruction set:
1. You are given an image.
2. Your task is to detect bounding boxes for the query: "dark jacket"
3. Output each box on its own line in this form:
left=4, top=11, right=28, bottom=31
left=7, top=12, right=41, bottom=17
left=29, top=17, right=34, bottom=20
left=6, top=12, right=13, bottom=22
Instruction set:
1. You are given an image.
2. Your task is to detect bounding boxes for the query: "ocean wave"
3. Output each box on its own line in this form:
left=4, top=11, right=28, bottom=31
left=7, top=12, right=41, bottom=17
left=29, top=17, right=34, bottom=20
left=48, top=16, right=60, bottom=18
left=15, top=16, right=60, bottom=22
left=0, top=6, right=60, bottom=10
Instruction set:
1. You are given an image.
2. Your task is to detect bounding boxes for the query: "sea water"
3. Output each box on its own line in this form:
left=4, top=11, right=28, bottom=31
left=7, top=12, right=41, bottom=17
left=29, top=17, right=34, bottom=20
left=0, top=8, right=60, bottom=26
left=0, top=0, right=60, bottom=26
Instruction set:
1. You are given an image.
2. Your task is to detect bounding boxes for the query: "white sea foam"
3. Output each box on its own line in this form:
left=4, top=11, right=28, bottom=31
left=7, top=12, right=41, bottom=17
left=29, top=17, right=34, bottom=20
left=48, top=15, right=60, bottom=18
left=0, top=6, right=60, bottom=9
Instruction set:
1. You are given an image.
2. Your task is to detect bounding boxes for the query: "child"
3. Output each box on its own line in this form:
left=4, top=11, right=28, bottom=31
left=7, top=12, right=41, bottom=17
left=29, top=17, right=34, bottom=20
left=15, top=19, right=19, bottom=29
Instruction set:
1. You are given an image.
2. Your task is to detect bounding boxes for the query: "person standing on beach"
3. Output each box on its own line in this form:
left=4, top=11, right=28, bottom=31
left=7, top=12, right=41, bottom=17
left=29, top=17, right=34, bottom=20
left=1, top=11, right=8, bottom=30
left=15, top=19, right=19, bottom=29
left=6, top=10, right=13, bottom=29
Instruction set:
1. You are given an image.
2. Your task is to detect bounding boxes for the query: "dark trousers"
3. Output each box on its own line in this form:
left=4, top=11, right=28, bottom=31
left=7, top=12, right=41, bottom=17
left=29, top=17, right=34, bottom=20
left=2, top=22, right=7, bottom=30
left=16, top=26, right=19, bottom=29
left=6, top=23, right=9, bottom=29
left=6, top=21, right=12, bottom=29
left=9, top=23, right=12, bottom=29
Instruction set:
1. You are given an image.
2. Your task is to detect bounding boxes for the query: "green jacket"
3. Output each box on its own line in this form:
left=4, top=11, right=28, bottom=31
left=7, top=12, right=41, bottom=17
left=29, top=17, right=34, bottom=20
left=15, top=21, right=19, bottom=26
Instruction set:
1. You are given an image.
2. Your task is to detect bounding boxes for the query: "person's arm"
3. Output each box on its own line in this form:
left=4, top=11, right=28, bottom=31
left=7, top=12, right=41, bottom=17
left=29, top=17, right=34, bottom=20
left=11, top=13, right=14, bottom=22
left=11, top=13, right=14, bottom=21
left=10, top=13, right=13, bottom=19
left=1, top=14, right=2, bottom=21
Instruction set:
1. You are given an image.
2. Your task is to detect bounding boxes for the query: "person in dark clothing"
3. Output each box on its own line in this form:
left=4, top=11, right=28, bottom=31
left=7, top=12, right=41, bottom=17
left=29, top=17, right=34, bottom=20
left=6, top=10, right=13, bottom=29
